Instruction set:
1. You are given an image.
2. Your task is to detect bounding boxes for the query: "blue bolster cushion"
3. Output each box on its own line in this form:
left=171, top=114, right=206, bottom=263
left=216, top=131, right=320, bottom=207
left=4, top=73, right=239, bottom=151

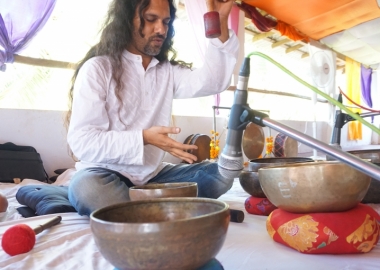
left=16, top=185, right=77, bottom=216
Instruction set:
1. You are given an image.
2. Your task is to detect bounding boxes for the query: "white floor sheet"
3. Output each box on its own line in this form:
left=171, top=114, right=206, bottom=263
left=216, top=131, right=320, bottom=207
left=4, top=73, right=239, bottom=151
left=0, top=169, right=379, bottom=270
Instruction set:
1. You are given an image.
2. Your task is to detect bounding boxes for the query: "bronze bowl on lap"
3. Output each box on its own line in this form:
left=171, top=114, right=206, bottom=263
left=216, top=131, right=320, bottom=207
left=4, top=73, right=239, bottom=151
left=239, top=157, right=314, bottom=198
left=258, top=161, right=371, bottom=213
left=90, top=198, right=230, bottom=270
left=129, top=182, right=198, bottom=201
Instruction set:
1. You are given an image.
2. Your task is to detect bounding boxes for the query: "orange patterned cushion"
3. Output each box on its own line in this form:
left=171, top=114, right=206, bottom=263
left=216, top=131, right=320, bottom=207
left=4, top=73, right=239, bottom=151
left=266, top=204, right=380, bottom=254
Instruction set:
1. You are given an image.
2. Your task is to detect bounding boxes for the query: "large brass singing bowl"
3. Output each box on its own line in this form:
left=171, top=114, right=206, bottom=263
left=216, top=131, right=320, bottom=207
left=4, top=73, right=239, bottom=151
left=90, top=198, right=230, bottom=270
left=129, top=182, right=198, bottom=201
left=258, top=161, right=371, bottom=213
left=239, top=157, right=314, bottom=198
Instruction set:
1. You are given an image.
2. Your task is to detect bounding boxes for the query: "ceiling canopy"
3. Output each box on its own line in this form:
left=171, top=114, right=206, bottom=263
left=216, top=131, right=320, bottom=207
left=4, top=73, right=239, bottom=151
left=242, top=0, right=380, bottom=40
left=241, top=0, right=380, bottom=68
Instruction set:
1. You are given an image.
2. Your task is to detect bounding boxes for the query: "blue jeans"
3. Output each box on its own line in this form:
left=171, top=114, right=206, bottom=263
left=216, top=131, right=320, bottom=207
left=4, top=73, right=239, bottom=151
left=68, top=161, right=233, bottom=216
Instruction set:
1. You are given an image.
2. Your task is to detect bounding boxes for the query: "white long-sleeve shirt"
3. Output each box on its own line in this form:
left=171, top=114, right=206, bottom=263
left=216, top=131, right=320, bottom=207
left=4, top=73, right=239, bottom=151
left=68, top=31, right=239, bottom=185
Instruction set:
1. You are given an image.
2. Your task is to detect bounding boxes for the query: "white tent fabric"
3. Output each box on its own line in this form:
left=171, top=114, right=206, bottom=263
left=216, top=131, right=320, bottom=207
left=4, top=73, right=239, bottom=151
left=321, top=18, right=380, bottom=69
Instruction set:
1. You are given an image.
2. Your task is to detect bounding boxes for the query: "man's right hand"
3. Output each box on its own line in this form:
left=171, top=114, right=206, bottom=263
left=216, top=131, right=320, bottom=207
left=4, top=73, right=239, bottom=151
left=143, top=126, right=198, bottom=164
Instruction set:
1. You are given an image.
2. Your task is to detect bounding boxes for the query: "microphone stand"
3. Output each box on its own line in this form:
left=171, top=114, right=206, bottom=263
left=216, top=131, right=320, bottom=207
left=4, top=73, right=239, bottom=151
left=221, top=55, right=380, bottom=181
left=239, top=106, right=380, bottom=181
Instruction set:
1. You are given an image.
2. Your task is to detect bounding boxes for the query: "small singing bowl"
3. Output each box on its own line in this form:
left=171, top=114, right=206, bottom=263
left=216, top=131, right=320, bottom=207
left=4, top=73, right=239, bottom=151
left=90, top=198, right=230, bottom=270
left=239, top=157, right=314, bottom=198
left=258, top=161, right=371, bottom=213
left=348, top=149, right=380, bottom=163
left=129, top=182, right=198, bottom=201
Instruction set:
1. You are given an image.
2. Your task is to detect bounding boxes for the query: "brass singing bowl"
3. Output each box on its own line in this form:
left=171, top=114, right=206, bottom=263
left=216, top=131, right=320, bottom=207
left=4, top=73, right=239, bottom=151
left=348, top=149, right=380, bottom=203
left=258, top=161, right=371, bottom=213
left=348, top=149, right=380, bottom=163
left=239, top=157, right=314, bottom=198
left=129, top=182, right=198, bottom=201
left=90, top=198, right=230, bottom=270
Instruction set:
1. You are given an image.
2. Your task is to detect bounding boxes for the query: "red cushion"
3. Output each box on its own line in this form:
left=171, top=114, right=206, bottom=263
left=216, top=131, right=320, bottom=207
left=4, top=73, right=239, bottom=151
left=245, top=196, right=277, bottom=216
left=266, top=204, right=380, bottom=254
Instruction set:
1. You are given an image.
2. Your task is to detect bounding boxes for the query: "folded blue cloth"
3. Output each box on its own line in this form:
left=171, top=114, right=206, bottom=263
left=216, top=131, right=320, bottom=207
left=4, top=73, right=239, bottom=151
left=114, top=258, right=223, bottom=270
left=198, top=258, right=224, bottom=270
left=16, top=185, right=76, bottom=217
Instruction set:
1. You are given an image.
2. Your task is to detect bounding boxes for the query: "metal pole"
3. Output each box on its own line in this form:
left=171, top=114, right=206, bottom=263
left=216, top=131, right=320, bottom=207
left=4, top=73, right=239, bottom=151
left=213, top=106, right=216, bottom=134
left=212, top=105, right=231, bottom=135
left=263, top=117, right=380, bottom=181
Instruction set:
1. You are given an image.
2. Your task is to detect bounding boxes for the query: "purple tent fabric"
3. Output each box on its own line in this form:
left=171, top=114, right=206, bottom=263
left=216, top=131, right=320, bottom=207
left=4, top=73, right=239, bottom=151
left=360, top=64, right=373, bottom=122
left=0, top=0, right=56, bottom=71
left=361, top=64, right=373, bottom=108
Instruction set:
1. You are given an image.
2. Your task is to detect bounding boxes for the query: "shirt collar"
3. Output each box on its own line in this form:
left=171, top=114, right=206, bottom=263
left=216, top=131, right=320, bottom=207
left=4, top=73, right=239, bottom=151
left=122, top=50, right=160, bottom=68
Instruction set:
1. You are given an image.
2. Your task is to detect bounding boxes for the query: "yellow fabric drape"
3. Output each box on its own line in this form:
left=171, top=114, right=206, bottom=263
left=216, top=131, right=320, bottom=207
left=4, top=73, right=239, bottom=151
left=345, top=57, right=362, bottom=140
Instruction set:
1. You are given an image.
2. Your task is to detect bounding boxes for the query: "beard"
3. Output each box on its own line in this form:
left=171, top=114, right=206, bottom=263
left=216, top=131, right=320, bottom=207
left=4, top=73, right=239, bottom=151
left=143, top=45, right=161, bottom=56
left=143, top=35, right=165, bottom=56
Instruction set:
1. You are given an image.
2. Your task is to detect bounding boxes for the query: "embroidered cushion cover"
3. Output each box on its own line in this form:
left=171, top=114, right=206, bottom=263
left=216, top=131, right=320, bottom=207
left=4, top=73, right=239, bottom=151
left=245, top=196, right=277, bottom=216
left=266, top=203, right=380, bottom=254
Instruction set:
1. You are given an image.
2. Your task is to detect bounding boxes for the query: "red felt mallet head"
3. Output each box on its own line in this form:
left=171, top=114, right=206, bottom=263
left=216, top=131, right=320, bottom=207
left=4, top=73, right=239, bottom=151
left=2, top=224, right=35, bottom=256
left=1, top=216, right=62, bottom=256
left=204, top=0, right=221, bottom=38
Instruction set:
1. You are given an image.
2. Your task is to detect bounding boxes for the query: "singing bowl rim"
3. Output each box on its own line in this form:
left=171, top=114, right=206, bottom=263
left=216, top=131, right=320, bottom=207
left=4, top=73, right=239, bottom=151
left=258, top=161, right=371, bottom=213
left=257, top=160, right=366, bottom=171
left=128, top=182, right=198, bottom=201
left=348, top=149, right=380, bottom=163
left=348, top=149, right=380, bottom=155
left=129, top=182, right=198, bottom=190
left=257, top=160, right=336, bottom=170
left=90, top=197, right=229, bottom=225
left=248, top=157, right=314, bottom=171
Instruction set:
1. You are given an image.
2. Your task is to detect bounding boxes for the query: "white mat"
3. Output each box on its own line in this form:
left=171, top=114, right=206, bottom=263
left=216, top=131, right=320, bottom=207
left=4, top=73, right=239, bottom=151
left=0, top=172, right=379, bottom=270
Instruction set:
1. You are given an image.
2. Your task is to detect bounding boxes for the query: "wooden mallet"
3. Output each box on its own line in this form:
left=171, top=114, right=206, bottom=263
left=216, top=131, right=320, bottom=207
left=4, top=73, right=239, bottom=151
left=1, top=215, right=62, bottom=256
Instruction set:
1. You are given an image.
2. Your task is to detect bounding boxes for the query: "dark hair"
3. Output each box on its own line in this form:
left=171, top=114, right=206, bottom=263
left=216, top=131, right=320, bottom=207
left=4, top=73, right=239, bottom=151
left=65, top=0, right=191, bottom=129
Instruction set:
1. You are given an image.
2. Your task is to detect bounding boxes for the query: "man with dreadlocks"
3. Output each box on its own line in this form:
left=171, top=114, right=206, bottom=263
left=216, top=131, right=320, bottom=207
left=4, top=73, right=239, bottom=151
left=66, top=0, right=239, bottom=216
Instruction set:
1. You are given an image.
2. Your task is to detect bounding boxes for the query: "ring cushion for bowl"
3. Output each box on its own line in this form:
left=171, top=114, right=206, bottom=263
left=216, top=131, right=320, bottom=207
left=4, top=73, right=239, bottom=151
left=245, top=196, right=277, bottom=216
left=266, top=204, right=380, bottom=254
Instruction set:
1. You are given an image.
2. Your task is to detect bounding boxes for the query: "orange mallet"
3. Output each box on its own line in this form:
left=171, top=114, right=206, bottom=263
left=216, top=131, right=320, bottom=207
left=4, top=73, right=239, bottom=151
left=204, top=0, right=222, bottom=38
left=1, top=215, right=62, bottom=256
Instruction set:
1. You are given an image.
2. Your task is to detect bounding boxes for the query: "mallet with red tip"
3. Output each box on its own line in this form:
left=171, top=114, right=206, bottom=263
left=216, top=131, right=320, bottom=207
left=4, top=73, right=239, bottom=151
left=204, top=0, right=229, bottom=38
left=1, top=215, right=62, bottom=256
